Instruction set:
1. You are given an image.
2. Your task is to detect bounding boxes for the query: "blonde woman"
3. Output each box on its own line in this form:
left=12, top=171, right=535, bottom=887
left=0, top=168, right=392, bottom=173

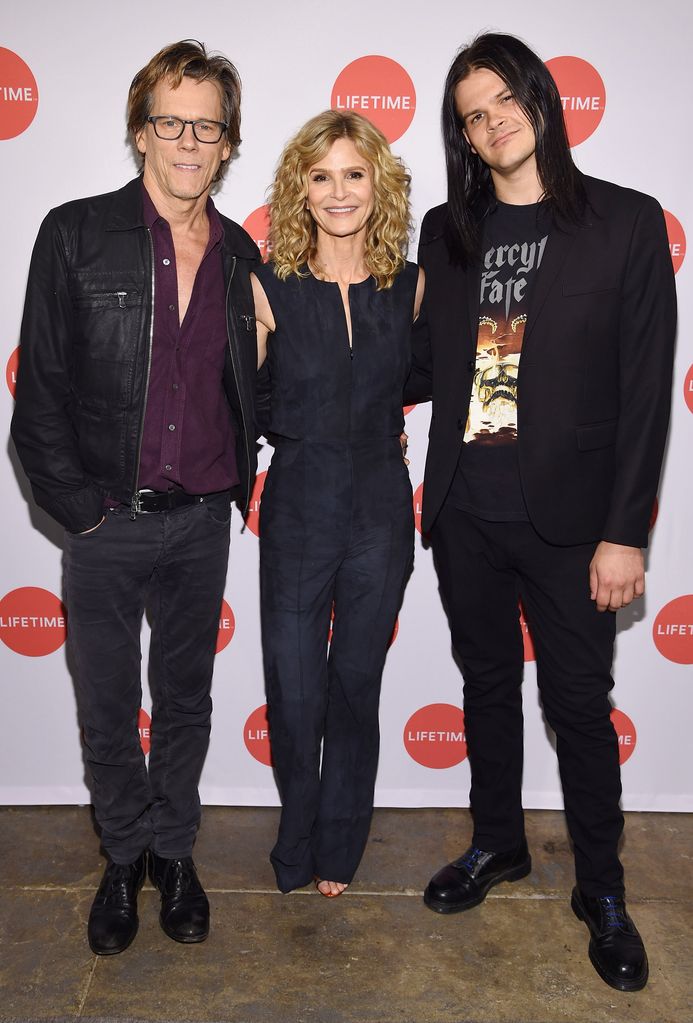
left=252, top=111, right=424, bottom=897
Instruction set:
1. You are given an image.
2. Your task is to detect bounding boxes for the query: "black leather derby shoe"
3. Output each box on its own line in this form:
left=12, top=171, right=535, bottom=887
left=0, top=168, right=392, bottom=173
left=571, top=887, right=648, bottom=991
left=424, top=839, right=531, bottom=913
left=149, top=851, right=209, bottom=943
left=87, top=852, right=147, bottom=955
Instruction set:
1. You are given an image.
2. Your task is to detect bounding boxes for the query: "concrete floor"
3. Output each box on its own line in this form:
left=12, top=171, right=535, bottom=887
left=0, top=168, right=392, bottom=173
left=0, top=807, right=690, bottom=1023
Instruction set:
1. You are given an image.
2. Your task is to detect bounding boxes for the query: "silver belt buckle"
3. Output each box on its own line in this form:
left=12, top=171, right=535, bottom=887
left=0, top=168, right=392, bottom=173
left=132, top=488, right=156, bottom=516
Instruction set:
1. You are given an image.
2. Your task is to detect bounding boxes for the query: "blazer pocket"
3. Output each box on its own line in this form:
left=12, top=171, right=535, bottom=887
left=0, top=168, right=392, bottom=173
left=576, top=419, right=618, bottom=451
left=563, top=279, right=619, bottom=297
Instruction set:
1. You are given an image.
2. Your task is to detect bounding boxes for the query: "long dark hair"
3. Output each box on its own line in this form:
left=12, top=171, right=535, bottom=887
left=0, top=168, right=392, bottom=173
left=442, top=33, right=586, bottom=264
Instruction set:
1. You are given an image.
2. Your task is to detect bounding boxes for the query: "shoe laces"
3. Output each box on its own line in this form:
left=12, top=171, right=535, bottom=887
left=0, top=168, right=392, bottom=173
left=599, top=895, right=628, bottom=930
left=100, top=862, right=138, bottom=902
left=162, top=857, right=198, bottom=896
left=459, top=847, right=486, bottom=872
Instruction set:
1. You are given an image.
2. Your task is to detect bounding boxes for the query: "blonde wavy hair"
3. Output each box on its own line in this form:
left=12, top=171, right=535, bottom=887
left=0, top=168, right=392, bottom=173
left=268, top=110, right=412, bottom=290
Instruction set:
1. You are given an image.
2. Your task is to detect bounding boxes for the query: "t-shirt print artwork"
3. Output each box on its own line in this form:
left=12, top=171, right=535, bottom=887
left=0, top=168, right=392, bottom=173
left=464, top=224, right=547, bottom=447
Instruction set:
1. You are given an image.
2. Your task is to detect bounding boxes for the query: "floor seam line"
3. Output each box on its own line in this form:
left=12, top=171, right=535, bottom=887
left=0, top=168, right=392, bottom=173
left=4, top=884, right=686, bottom=905
left=76, top=951, right=98, bottom=1017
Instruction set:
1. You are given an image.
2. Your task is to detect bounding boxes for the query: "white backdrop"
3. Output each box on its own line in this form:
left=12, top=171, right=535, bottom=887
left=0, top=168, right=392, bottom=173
left=1, top=0, right=691, bottom=811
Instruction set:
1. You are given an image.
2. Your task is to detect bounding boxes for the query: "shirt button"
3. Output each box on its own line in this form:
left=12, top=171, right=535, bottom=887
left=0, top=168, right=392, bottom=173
left=467, top=360, right=475, bottom=372
left=168, top=424, right=176, bottom=431
left=172, top=383, right=179, bottom=390
left=168, top=304, right=176, bottom=312
left=163, top=258, right=171, bottom=266
left=164, top=464, right=172, bottom=471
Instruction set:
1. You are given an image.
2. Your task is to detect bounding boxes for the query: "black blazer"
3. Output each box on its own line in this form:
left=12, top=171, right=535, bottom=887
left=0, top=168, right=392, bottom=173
left=406, top=175, right=677, bottom=547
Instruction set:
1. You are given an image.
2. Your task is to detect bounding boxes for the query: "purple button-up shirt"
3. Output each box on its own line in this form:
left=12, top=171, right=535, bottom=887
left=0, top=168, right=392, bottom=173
left=138, top=185, right=239, bottom=494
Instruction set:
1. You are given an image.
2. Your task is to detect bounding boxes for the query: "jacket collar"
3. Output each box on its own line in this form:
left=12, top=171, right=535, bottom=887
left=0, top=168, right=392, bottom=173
left=105, top=177, right=148, bottom=232
left=217, top=209, right=260, bottom=261
left=105, top=175, right=259, bottom=261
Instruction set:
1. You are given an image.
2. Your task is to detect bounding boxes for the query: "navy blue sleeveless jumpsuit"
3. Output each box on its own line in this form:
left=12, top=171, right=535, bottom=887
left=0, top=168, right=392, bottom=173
left=254, top=261, right=417, bottom=893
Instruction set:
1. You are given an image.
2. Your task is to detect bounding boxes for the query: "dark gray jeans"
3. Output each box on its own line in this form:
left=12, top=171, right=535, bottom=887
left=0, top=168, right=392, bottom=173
left=63, top=493, right=231, bottom=864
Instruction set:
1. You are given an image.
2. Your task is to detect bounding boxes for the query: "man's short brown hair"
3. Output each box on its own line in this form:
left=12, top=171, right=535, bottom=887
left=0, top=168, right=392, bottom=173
left=127, top=39, right=241, bottom=180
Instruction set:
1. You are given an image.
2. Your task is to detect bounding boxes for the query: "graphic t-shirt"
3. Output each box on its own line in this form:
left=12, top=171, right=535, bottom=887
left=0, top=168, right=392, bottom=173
left=449, top=200, right=550, bottom=520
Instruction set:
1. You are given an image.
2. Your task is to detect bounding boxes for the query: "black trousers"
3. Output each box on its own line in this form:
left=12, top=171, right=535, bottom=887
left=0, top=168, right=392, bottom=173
left=63, top=494, right=231, bottom=864
left=430, top=503, right=624, bottom=897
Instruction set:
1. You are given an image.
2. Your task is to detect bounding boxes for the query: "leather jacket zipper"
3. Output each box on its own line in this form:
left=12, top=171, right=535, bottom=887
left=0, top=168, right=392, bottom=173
left=130, top=229, right=155, bottom=518
left=224, top=256, right=253, bottom=517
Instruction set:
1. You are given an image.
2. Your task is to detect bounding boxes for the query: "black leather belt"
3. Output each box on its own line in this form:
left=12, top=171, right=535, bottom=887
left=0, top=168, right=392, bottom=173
left=132, top=489, right=204, bottom=514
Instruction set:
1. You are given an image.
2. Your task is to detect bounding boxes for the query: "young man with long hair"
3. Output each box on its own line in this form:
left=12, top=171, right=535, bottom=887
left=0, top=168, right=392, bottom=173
left=407, top=33, right=676, bottom=992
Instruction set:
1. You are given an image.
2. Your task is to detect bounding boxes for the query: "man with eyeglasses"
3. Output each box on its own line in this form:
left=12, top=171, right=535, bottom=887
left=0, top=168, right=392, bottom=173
left=11, top=40, right=259, bottom=955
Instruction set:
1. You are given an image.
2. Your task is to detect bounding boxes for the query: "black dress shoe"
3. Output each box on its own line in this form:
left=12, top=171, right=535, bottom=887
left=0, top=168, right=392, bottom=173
left=87, top=853, right=147, bottom=955
left=424, top=839, right=531, bottom=913
left=149, top=851, right=209, bottom=943
left=571, top=887, right=648, bottom=991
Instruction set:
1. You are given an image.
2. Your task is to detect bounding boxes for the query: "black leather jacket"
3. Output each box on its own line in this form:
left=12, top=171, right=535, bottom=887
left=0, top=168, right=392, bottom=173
left=11, top=177, right=259, bottom=533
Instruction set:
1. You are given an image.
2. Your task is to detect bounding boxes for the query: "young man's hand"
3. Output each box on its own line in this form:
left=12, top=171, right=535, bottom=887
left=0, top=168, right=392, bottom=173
left=589, top=541, right=644, bottom=612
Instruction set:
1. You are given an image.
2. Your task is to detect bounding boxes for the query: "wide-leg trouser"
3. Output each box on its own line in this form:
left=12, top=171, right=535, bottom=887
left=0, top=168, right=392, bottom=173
left=430, top=503, right=624, bottom=897
left=63, top=494, right=231, bottom=864
left=260, top=439, right=414, bottom=893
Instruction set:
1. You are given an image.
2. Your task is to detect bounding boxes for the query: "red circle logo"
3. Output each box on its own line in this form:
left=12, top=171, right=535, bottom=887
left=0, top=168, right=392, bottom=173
left=242, top=205, right=272, bottom=262
left=610, top=708, right=637, bottom=765
left=545, top=56, right=606, bottom=147
left=663, top=210, right=686, bottom=274
left=684, top=365, right=693, bottom=416
left=652, top=595, right=693, bottom=664
left=6, top=346, right=19, bottom=398
left=519, top=602, right=535, bottom=662
left=0, top=587, right=67, bottom=656
left=216, top=599, right=236, bottom=653
left=413, top=481, right=424, bottom=535
left=243, top=704, right=273, bottom=766
left=331, top=56, right=416, bottom=143
left=403, top=703, right=467, bottom=768
left=0, top=49, right=39, bottom=139
left=245, top=470, right=267, bottom=537
left=138, top=708, right=151, bottom=756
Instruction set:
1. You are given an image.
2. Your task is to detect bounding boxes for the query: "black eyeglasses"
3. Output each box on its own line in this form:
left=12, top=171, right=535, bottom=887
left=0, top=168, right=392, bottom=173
left=146, top=115, right=228, bottom=144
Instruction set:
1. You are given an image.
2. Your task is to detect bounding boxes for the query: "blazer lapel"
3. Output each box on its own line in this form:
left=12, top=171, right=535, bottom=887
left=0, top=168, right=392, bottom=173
left=437, top=259, right=479, bottom=379
left=523, top=222, right=579, bottom=349
left=465, top=262, right=481, bottom=349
